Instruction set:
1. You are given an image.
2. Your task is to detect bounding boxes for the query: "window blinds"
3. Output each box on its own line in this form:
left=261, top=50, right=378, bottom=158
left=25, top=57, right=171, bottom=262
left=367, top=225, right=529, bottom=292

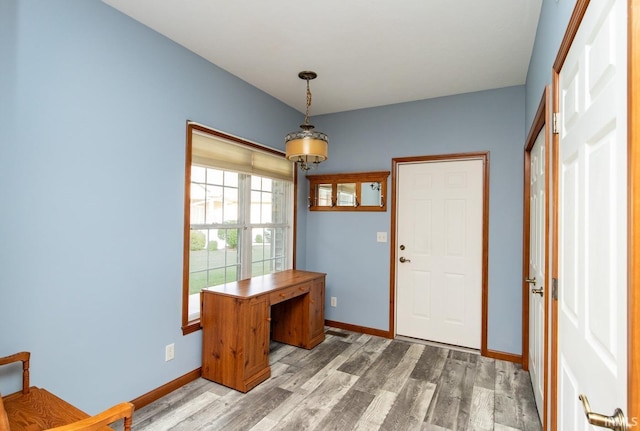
left=191, top=128, right=293, bottom=181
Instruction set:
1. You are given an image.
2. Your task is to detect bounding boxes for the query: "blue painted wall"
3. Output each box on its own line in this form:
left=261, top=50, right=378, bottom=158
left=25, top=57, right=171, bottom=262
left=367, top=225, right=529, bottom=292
left=0, top=0, right=16, bottom=161
left=303, top=87, right=525, bottom=355
left=0, top=0, right=299, bottom=413
left=0, top=0, right=577, bottom=415
left=525, top=0, right=577, bottom=130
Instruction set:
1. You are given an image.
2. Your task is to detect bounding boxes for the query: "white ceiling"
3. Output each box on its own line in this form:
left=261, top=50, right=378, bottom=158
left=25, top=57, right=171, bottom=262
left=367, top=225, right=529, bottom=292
left=102, top=0, right=542, bottom=115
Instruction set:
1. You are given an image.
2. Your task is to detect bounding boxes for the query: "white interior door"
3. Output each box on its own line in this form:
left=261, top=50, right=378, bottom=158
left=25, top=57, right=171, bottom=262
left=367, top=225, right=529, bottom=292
left=396, top=159, right=483, bottom=349
left=528, top=129, right=545, bottom=421
left=557, top=0, right=628, bottom=428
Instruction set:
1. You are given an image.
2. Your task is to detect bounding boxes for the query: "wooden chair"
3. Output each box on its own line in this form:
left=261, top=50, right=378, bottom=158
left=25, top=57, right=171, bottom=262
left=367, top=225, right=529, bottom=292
left=0, top=352, right=134, bottom=431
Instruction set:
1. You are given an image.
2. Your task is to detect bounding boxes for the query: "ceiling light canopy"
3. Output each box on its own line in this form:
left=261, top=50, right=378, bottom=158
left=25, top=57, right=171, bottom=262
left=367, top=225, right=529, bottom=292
left=285, top=71, right=328, bottom=171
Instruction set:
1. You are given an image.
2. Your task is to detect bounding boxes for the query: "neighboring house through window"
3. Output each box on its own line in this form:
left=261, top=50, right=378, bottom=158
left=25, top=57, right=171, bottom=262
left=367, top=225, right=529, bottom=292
left=182, top=123, right=295, bottom=334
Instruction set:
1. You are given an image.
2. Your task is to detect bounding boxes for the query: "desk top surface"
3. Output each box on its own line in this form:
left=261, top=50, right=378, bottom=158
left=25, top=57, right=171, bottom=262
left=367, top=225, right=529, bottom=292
left=202, top=269, right=326, bottom=299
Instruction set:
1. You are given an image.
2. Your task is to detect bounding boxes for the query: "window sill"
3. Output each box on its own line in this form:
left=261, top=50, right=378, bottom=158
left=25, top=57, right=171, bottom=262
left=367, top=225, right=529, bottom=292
left=182, top=320, right=201, bottom=335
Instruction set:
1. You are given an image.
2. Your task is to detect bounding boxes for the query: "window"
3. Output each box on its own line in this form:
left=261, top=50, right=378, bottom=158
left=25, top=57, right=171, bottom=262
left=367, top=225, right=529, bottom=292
left=182, top=123, right=295, bottom=334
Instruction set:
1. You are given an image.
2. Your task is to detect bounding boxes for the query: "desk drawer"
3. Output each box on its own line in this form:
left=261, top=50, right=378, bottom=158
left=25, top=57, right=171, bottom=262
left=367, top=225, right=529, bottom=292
left=269, top=284, right=309, bottom=305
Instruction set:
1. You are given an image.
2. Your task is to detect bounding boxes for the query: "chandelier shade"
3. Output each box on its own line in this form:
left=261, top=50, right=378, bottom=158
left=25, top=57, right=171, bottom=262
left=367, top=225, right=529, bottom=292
left=285, top=71, right=328, bottom=171
left=285, top=129, right=328, bottom=162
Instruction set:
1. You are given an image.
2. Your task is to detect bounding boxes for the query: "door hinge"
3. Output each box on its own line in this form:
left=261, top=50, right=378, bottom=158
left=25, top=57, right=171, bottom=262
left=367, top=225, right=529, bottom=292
left=552, top=278, right=558, bottom=300
left=552, top=113, right=560, bottom=135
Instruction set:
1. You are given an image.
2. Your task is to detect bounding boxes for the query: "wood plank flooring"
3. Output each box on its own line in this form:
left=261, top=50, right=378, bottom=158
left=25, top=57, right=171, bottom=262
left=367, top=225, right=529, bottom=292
left=114, top=328, right=541, bottom=431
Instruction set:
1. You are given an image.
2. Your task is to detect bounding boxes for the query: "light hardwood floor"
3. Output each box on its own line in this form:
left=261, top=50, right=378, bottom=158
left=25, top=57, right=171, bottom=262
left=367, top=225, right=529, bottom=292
left=117, top=328, right=541, bottom=431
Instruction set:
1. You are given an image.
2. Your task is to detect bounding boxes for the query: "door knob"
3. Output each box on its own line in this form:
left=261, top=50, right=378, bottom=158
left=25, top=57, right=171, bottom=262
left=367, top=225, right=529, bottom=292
left=525, top=277, right=537, bottom=286
left=399, top=256, right=411, bottom=263
left=579, top=395, right=628, bottom=431
left=531, top=287, right=544, bottom=297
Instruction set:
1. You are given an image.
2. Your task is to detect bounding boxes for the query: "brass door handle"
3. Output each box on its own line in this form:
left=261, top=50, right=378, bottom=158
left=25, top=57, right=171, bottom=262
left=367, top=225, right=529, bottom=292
left=525, top=277, right=537, bottom=285
left=532, top=287, right=544, bottom=297
left=579, top=395, right=628, bottom=431
left=399, top=256, right=411, bottom=263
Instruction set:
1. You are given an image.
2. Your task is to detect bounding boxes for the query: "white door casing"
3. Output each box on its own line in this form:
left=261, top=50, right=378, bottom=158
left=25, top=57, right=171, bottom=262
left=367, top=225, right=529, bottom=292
left=528, top=129, right=545, bottom=421
left=557, top=0, right=628, bottom=428
left=396, top=159, right=483, bottom=349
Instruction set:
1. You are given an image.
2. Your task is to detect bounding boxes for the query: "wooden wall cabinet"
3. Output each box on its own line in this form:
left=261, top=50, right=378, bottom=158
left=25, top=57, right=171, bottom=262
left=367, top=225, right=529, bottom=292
left=201, top=270, right=326, bottom=392
left=306, top=171, right=390, bottom=211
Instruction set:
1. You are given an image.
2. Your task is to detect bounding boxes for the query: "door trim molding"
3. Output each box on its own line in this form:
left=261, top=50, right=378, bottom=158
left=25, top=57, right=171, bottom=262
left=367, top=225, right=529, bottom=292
left=389, top=151, right=490, bottom=356
left=628, top=0, right=639, bottom=422
left=522, top=86, right=551, bottom=430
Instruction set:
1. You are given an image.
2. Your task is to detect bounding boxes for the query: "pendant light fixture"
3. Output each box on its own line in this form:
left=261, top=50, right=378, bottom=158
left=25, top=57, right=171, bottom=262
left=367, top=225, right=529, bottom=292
left=285, top=71, right=328, bottom=171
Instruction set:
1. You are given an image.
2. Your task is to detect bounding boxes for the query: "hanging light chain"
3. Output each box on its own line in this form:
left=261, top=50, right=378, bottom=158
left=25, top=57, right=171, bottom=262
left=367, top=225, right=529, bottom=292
left=303, top=78, right=312, bottom=126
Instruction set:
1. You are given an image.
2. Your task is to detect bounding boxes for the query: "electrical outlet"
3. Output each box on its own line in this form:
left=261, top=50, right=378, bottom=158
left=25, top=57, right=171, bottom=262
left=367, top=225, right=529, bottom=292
left=376, top=232, right=387, bottom=243
left=330, top=296, right=337, bottom=307
left=165, top=343, right=175, bottom=361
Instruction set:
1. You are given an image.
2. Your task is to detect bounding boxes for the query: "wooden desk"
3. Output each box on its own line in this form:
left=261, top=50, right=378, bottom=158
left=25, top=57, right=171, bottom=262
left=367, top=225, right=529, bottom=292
left=201, top=270, right=326, bottom=392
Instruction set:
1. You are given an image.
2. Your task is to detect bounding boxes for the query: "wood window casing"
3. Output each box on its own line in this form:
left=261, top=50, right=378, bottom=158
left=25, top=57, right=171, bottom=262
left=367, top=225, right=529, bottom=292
left=181, top=122, right=297, bottom=335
